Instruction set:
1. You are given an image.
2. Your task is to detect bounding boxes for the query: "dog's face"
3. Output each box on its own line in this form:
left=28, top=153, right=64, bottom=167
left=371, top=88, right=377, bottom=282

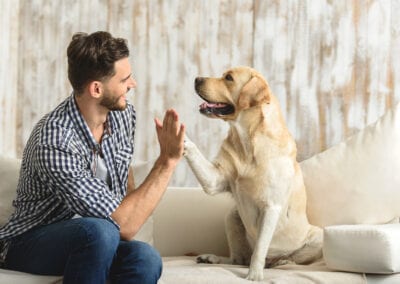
left=194, top=66, right=271, bottom=120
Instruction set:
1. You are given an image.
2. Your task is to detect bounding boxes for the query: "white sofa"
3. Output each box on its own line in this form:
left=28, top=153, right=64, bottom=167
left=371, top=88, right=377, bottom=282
left=2, top=103, right=400, bottom=283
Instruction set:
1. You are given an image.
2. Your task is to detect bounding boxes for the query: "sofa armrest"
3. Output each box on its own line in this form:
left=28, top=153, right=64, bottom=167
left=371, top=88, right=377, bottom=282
left=153, top=187, right=233, bottom=257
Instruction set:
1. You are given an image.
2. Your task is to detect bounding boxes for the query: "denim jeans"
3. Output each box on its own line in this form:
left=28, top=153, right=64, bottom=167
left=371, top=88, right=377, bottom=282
left=4, top=217, right=162, bottom=284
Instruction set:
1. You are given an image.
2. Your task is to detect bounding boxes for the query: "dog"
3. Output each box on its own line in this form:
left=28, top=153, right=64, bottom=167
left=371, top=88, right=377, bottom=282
left=183, top=66, right=322, bottom=281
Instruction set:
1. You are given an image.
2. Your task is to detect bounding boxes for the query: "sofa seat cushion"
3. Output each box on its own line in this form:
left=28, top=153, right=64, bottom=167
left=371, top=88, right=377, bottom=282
left=323, top=224, right=400, bottom=274
left=0, top=268, right=62, bottom=284
left=158, top=256, right=366, bottom=283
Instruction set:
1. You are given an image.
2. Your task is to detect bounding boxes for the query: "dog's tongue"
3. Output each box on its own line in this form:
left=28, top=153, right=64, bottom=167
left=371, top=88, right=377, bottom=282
left=199, top=101, right=235, bottom=116
left=199, top=102, right=226, bottom=110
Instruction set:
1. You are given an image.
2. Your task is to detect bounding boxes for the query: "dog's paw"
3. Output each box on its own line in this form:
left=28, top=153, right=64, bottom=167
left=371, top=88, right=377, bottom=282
left=183, top=135, right=196, bottom=157
left=196, top=254, right=221, bottom=264
left=246, top=266, right=264, bottom=281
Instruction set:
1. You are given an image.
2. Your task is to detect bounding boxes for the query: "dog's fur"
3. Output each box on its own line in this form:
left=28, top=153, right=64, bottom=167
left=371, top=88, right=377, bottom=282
left=183, top=66, right=322, bottom=281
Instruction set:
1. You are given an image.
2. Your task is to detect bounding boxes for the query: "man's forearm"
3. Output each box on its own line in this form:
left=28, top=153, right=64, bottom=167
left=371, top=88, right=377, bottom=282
left=111, top=156, right=177, bottom=240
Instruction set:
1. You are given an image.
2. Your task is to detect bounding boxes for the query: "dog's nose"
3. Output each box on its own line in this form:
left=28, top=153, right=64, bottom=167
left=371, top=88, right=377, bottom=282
left=195, top=77, right=204, bottom=89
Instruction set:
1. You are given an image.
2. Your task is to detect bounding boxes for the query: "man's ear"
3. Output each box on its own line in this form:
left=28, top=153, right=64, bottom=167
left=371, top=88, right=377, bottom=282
left=88, top=81, right=102, bottom=99
left=237, top=75, right=271, bottom=110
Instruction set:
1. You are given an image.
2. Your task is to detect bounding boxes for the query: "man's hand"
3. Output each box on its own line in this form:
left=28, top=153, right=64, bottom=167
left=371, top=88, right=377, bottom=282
left=113, top=109, right=185, bottom=241
left=154, top=109, right=185, bottom=166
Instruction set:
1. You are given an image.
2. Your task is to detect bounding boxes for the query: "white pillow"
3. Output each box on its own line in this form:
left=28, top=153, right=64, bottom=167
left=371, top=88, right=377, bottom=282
left=0, top=156, right=20, bottom=226
left=323, top=224, right=400, bottom=274
left=301, top=102, right=400, bottom=227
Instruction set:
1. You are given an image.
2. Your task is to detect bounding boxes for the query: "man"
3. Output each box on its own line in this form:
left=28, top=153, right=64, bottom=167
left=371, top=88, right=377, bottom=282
left=0, top=31, right=185, bottom=283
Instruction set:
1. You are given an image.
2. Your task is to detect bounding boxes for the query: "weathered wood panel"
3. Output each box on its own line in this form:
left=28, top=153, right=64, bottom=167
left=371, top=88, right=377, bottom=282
left=127, top=0, right=255, bottom=185
left=1, top=0, right=399, bottom=186
left=0, top=0, right=19, bottom=157
left=16, top=0, right=109, bottom=153
left=254, top=0, right=400, bottom=160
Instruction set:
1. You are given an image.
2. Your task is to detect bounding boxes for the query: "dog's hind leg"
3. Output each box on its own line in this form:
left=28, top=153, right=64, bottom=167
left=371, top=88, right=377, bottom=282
left=289, top=225, right=323, bottom=265
left=196, top=207, right=252, bottom=265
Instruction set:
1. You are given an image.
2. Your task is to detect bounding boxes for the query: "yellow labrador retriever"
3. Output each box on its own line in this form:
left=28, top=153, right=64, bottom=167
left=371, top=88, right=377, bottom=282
left=184, top=66, right=322, bottom=281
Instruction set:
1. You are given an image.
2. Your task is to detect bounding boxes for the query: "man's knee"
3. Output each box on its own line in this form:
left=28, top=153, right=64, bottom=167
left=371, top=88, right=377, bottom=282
left=71, top=217, right=120, bottom=256
left=115, top=240, right=162, bottom=283
left=135, top=241, right=162, bottom=270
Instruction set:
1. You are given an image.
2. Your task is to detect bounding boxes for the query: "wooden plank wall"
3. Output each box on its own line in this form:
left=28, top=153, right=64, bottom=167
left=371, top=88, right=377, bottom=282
left=1, top=0, right=399, bottom=186
left=0, top=0, right=19, bottom=157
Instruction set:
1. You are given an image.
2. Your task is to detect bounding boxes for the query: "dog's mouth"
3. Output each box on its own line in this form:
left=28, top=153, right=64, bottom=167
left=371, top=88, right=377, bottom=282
left=199, top=100, right=235, bottom=116
left=194, top=78, right=235, bottom=116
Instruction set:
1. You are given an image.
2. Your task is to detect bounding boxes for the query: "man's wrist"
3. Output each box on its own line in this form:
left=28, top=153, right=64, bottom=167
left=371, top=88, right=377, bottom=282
left=155, top=155, right=179, bottom=170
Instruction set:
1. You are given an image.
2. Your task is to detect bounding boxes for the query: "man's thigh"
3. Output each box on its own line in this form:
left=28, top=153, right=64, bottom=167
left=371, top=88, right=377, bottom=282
left=4, top=217, right=116, bottom=275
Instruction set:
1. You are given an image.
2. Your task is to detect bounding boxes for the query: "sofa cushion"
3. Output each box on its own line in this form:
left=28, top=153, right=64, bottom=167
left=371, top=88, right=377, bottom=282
left=131, top=159, right=156, bottom=245
left=159, top=256, right=367, bottom=284
left=153, top=187, right=233, bottom=257
left=323, top=224, right=400, bottom=274
left=301, top=102, right=400, bottom=227
left=0, top=156, right=20, bottom=226
left=0, top=268, right=62, bottom=283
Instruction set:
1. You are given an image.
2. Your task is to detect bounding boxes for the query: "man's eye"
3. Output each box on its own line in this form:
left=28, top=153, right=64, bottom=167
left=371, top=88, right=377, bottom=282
left=225, top=74, right=234, bottom=81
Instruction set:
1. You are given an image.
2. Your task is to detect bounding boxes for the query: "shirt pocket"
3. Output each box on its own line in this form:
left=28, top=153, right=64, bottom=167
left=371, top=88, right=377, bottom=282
left=115, top=145, right=133, bottom=167
left=114, top=144, right=133, bottom=186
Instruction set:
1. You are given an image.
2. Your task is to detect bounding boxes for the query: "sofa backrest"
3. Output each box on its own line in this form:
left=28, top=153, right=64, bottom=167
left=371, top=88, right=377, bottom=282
left=153, top=187, right=232, bottom=257
left=0, top=156, right=20, bottom=226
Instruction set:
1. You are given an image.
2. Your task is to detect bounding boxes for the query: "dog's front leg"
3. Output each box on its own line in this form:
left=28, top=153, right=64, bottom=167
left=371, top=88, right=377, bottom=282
left=247, top=205, right=282, bottom=281
left=184, top=136, right=227, bottom=195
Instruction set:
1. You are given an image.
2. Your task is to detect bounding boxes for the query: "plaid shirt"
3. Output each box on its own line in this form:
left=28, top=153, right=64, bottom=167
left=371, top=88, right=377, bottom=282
left=0, top=94, right=136, bottom=263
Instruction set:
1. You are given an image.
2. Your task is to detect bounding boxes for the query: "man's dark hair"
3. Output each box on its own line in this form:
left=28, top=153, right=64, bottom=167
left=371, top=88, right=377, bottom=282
left=67, top=31, right=129, bottom=94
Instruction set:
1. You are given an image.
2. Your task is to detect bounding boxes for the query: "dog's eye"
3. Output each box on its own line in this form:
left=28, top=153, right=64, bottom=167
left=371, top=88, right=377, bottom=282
left=225, top=74, right=234, bottom=81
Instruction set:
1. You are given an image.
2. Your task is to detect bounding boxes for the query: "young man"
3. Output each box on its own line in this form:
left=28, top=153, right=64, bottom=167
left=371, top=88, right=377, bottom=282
left=0, top=31, right=185, bottom=283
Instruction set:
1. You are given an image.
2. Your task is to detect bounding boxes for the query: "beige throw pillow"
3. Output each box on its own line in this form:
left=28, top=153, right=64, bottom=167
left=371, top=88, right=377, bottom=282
left=301, top=103, right=400, bottom=227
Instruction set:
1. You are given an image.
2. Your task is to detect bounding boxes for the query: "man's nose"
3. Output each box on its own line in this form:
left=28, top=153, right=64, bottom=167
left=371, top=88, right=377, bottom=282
left=129, top=78, right=137, bottom=89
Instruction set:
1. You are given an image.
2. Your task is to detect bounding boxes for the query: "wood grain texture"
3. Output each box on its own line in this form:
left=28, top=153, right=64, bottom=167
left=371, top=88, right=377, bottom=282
left=1, top=0, right=399, bottom=186
left=0, top=0, right=19, bottom=157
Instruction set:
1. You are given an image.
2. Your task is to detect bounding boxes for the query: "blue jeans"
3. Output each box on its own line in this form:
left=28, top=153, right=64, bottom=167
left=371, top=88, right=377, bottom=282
left=4, top=217, right=162, bottom=284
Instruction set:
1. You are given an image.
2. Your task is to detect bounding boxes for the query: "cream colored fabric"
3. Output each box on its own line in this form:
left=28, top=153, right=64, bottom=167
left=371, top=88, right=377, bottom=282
left=159, top=256, right=367, bottom=284
left=153, top=187, right=233, bottom=257
left=323, top=224, right=400, bottom=274
left=0, top=269, right=62, bottom=284
left=131, top=160, right=156, bottom=245
left=133, top=216, right=154, bottom=245
left=301, top=102, right=400, bottom=227
left=0, top=156, right=20, bottom=226
left=0, top=256, right=370, bottom=284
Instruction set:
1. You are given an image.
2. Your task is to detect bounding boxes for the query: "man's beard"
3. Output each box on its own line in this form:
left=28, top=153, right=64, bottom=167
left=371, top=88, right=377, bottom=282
left=100, top=91, right=127, bottom=111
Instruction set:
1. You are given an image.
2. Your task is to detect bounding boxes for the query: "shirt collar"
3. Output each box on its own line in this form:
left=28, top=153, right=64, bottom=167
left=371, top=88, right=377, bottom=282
left=67, top=93, right=122, bottom=144
left=68, top=94, right=96, bottom=149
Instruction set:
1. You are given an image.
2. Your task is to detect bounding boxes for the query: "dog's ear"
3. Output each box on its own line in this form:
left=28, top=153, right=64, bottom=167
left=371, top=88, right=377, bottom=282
left=237, top=75, right=271, bottom=110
